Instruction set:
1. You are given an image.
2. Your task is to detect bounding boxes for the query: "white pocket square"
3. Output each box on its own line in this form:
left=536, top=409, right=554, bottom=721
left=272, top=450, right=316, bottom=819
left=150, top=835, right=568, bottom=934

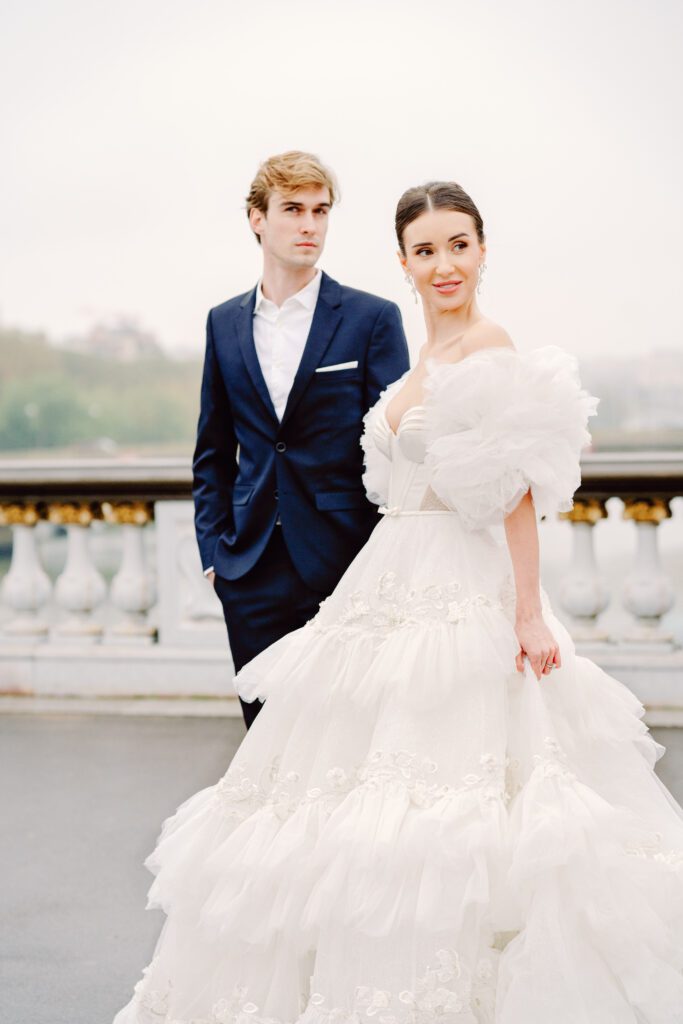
left=315, top=360, right=359, bottom=373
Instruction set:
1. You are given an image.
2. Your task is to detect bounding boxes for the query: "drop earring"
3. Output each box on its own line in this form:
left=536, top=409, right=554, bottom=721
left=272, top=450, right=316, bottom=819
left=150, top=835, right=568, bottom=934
left=477, top=262, right=487, bottom=295
left=404, top=271, right=418, bottom=304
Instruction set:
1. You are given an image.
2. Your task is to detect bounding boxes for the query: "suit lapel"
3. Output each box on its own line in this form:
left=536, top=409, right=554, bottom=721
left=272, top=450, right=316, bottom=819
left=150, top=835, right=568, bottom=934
left=235, top=287, right=279, bottom=424
left=280, top=272, right=342, bottom=428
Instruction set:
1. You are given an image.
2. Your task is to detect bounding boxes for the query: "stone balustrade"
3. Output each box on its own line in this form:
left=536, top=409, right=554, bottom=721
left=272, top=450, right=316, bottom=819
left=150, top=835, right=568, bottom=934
left=0, top=455, right=682, bottom=717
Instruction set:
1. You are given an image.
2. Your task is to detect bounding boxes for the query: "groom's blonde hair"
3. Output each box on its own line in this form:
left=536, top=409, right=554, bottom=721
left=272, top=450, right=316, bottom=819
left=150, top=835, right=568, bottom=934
left=246, top=151, right=338, bottom=243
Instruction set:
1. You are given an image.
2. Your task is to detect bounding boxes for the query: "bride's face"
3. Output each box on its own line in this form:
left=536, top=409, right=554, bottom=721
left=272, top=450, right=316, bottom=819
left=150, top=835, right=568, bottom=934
left=400, top=208, right=485, bottom=311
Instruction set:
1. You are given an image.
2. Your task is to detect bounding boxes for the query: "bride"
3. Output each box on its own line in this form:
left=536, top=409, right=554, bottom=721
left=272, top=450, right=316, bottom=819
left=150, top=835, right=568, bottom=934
left=114, top=182, right=683, bottom=1023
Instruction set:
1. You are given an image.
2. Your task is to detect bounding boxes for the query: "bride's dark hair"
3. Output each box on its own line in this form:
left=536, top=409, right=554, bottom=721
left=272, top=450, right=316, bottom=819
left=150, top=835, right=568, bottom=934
left=395, top=182, right=485, bottom=255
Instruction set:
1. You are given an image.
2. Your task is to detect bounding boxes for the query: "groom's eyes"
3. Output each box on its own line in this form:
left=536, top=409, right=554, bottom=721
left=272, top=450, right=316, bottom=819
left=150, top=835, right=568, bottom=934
left=283, top=205, right=329, bottom=215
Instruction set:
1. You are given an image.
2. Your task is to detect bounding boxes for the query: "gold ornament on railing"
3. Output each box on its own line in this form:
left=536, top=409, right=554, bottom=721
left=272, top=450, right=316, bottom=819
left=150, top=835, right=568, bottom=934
left=559, top=498, right=608, bottom=526
left=47, top=501, right=103, bottom=526
left=0, top=501, right=46, bottom=527
left=101, top=501, right=154, bottom=526
left=622, top=497, right=672, bottom=524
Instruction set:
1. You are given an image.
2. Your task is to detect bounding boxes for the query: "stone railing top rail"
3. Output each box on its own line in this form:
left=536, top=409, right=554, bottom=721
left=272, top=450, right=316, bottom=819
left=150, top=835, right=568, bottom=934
left=0, top=458, right=191, bottom=501
left=0, top=453, right=682, bottom=501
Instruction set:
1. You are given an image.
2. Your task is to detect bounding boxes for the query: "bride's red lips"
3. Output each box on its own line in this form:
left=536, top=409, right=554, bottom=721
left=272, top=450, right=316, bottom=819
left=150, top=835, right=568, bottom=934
left=434, top=280, right=462, bottom=287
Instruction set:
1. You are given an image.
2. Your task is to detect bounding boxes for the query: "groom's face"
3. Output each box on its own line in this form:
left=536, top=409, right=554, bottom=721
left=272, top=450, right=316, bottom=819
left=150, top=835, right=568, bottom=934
left=251, top=187, right=331, bottom=269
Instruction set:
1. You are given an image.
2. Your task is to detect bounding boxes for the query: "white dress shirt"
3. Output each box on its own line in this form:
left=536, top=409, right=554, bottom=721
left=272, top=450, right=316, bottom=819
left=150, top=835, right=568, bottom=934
left=252, top=270, right=322, bottom=420
left=204, top=271, right=322, bottom=576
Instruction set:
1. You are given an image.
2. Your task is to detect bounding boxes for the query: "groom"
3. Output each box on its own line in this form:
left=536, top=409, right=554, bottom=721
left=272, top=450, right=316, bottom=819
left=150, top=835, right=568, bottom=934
left=193, top=151, right=409, bottom=729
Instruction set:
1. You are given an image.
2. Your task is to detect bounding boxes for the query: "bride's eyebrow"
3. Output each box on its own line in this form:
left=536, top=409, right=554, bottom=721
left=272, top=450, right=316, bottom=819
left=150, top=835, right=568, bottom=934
left=411, top=231, right=470, bottom=249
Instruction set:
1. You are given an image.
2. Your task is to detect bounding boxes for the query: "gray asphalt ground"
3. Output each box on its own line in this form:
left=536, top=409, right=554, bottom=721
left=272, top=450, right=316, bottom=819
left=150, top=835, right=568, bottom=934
left=2, top=714, right=683, bottom=1024
left=0, top=713, right=245, bottom=1024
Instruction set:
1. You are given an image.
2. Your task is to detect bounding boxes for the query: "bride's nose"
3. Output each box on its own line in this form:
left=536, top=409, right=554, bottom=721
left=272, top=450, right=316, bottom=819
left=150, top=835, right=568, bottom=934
left=435, top=252, right=458, bottom=277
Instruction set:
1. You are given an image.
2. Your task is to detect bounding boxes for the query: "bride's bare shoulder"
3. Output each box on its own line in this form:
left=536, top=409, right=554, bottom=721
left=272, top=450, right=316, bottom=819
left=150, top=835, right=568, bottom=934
left=460, top=320, right=515, bottom=358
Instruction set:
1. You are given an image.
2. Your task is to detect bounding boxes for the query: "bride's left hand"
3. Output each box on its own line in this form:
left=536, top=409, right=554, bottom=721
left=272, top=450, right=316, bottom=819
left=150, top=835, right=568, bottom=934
left=515, top=614, right=561, bottom=680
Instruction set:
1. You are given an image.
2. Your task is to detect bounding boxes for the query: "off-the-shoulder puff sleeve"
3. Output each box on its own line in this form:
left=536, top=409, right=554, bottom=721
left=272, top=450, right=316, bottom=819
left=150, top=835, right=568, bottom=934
left=360, top=373, right=409, bottom=507
left=424, top=345, right=599, bottom=530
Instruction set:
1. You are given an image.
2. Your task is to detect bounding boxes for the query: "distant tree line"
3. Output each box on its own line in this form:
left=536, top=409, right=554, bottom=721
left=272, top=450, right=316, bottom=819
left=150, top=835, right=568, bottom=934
left=2, top=326, right=682, bottom=455
left=0, top=327, right=202, bottom=454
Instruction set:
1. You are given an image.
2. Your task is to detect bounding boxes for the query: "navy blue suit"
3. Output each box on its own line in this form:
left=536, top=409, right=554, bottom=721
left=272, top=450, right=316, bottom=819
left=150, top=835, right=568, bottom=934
left=193, top=271, right=409, bottom=727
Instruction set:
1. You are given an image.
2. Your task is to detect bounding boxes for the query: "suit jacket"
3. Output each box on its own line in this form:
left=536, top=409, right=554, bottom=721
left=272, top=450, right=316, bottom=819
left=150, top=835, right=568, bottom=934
left=192, top=271, right=410, bottom=592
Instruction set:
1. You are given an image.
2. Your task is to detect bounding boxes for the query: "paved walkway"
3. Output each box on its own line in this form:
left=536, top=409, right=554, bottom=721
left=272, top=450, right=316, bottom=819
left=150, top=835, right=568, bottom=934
left=0, top=713, right=245, bottom=1024
left=2, top=713, right=683, bottom=1024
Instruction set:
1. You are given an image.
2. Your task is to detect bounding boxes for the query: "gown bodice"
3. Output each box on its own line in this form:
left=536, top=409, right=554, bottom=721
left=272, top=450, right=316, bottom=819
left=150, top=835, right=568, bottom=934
left=361, top=346, right=599, bottom=529
left=372, top=405, right=447, bottom=514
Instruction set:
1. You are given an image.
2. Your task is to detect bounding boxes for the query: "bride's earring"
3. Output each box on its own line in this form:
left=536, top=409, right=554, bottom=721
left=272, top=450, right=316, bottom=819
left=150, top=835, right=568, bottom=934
left=404, top=270, right=418, bottom=304
left=477, top=262, right=487, bottom=295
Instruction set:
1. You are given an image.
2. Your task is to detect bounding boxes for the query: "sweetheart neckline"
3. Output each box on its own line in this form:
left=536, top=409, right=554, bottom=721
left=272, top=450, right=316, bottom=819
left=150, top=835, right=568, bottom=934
left=382, top=404, right=426, bottom=439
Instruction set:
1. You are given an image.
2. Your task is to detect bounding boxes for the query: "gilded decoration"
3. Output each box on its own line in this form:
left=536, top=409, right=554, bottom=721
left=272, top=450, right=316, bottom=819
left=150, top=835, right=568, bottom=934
left=0, top=502, right=44, bottom=527
left=47, top=501, right=103, bottom=526
left=559, top=498, right=608, bottom=525
left=622, top=497, right=672, bottom=524
left=101, top=501, right=154, bottom=526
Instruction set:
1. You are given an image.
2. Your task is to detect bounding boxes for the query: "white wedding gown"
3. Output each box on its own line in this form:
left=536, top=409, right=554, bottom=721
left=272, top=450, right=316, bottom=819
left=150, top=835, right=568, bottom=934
left=115, top=346, right=683, bottom=1024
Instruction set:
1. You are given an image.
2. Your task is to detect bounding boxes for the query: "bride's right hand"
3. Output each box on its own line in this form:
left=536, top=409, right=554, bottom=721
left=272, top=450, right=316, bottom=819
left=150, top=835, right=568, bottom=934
left=514, top=613, right=561, bottom=680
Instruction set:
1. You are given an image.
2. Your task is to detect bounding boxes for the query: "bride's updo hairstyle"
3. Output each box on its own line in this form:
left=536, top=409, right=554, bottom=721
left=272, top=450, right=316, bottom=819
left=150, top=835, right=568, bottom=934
left=395, top=182, right=485, bottom=255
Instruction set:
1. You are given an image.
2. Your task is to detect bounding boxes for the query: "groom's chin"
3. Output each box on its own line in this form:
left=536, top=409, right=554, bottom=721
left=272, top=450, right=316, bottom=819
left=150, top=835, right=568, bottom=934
left=291, top=247, right=320, bottom=265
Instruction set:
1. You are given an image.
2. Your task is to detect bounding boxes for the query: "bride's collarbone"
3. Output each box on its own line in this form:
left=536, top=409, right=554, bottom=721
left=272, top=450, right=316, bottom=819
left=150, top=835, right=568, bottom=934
left=384, top=328, right=486, bottom=433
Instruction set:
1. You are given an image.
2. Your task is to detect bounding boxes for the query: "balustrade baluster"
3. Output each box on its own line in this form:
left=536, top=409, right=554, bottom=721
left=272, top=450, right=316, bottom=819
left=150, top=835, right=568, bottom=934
left=621, top=498, right=676, bottom=650
left=558, top=499, right=611, bottom=645
left=0, top=502, right=51, bottom=640
left=103, top=501, right=157, bottom=643
left=49, top=502, right=107, bottom=643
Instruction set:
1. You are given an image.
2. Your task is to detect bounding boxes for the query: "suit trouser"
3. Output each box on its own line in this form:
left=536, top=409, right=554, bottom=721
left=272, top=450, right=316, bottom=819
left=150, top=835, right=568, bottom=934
left=213, top=527, right=327, bottom=730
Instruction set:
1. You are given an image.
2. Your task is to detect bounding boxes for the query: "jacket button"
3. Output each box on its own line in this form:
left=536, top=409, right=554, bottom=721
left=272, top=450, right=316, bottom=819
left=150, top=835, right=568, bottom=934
left=275, top=441, right=287, bottom=453
left=274, top=489, right=279, bottom=500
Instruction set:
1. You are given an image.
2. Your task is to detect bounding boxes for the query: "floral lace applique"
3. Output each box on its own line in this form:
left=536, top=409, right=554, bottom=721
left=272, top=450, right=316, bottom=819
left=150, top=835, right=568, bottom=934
left=531, top=736, right=577, bottom=782
left=214, top=743, right=582, bottom=831
left=134, top=957, right=171, bottom=1018
left=460, top=752, right=508, bottom=803
left=216, top=760, right=353, bottom=823
left=312, top=571, right=503, bottom=639
left=446, top=593, right=500, bottom=624
left=625, top=830, right=683, bottom=871
left=132, top=947, right=499, bottom=1022
left=353, top=748, right=515, bottom=806
left=215, top=748, right=515, bottom=827
left=309, top=947, right=498, bottom=1023
left=209, top=986, right=268, bottom=1024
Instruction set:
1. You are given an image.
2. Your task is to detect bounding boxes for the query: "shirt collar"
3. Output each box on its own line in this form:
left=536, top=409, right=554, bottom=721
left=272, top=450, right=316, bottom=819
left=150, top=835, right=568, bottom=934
left=254, top=270, right=322, bottom=315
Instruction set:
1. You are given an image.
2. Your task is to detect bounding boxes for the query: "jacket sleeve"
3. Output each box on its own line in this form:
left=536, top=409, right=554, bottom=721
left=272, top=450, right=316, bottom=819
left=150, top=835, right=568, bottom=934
left=192, top=310, right=238, bottom=571
left=424, top=345, right=599, bottom=530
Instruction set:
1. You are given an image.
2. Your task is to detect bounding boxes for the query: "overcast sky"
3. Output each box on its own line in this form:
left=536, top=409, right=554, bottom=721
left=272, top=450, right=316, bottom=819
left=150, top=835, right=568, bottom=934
left=1, top=0, right=682, bottom=360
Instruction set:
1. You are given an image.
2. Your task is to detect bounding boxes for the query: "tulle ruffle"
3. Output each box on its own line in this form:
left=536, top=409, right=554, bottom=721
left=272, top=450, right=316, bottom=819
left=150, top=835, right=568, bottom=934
left=114, top=516, right=683, bottom=1023
left=360, top=371, right=410, bottom=507
left=418, top=345, right=598, bottom=530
